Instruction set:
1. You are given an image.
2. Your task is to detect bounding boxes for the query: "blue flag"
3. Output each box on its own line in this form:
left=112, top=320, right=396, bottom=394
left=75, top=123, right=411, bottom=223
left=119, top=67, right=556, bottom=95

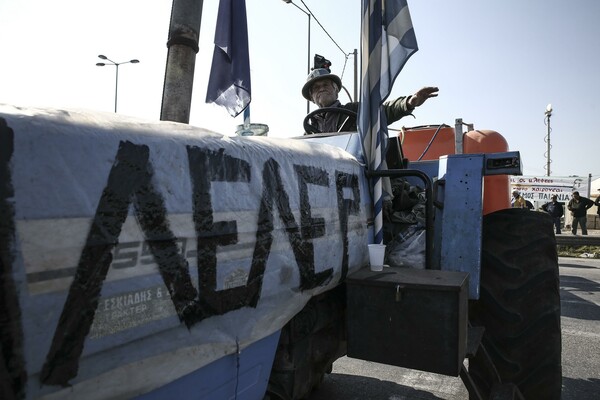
left=358, top=0, right=418, bottom=244
left=206, top=0, right=251, bottom=117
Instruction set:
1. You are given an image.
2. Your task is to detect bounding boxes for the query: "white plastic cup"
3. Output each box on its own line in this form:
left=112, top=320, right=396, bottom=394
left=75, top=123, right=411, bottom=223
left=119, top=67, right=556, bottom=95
left=368, top=244, right=386, bottom=272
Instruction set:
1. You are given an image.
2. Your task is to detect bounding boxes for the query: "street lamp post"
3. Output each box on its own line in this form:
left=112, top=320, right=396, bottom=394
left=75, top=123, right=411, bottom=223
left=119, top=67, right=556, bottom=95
left=544, top=103, right=553, bottom=176
left=282, top=0, right=311, bottom=113
left=96, top=55, right=139, bottom=113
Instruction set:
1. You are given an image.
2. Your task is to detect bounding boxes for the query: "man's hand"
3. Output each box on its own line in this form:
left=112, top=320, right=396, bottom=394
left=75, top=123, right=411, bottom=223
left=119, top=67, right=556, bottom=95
left=408, top=86, right=439, bottom=108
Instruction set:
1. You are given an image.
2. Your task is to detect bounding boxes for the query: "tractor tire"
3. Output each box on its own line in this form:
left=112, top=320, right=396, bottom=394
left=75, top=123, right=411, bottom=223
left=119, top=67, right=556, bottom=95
left=265, top=285, right=346, bottom=400
left=469, top=208, right=562, bottom=399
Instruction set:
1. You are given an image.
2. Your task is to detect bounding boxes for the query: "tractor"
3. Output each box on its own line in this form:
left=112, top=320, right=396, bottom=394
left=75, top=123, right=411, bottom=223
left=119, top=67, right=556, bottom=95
left=0, top=0, right=561, bottom=399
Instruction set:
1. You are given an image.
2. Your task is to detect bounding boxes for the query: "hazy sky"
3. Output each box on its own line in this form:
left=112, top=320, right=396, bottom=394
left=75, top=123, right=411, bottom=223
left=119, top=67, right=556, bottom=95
left=1, top=0, right=598, bottom=179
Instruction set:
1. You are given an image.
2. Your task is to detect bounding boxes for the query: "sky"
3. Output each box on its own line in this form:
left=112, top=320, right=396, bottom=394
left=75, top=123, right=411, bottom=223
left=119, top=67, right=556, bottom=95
left=1, top=0, right=598, bottom=181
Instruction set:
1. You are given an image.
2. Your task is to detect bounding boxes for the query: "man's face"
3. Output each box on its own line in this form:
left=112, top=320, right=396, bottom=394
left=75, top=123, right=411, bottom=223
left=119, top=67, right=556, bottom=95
left=573, top=193, right=580, bottom=200
left=310, top=79, right=338, bottom=108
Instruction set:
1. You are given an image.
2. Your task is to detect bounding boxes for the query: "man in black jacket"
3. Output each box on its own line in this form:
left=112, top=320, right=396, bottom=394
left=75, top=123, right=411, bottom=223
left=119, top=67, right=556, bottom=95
left=567, top=191, right=594, bottom=235
left=302, top=68, right=438, bottom=134
left=542, top=195, right=564, bottom=234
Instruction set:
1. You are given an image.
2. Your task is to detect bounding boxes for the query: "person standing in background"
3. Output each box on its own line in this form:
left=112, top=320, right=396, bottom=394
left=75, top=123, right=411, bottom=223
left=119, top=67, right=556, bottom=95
left=542, top=195, right=564, bottom=234
left=525, top=199, right=535, bottom=210
left=567, top=191, right=594, bottom=235
left=511, top=191, right=527, bottom=209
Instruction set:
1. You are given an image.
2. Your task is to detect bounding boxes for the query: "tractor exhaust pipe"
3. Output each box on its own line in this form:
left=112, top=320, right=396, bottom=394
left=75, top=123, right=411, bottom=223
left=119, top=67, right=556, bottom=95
left=160, top=0, right=204, bottom=124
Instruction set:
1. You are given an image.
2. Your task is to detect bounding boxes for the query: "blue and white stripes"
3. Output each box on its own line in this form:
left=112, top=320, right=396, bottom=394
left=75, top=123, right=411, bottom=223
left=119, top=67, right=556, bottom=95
left=358, top=0, right=418, bottom=244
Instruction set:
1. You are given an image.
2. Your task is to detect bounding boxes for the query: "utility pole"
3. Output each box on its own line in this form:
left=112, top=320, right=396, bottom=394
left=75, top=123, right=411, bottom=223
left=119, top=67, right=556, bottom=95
left=544, top=104, right=553, bottom=176
left=160, top=0, right=204, bottom=123
left=353, top=48, right=358, bottom=102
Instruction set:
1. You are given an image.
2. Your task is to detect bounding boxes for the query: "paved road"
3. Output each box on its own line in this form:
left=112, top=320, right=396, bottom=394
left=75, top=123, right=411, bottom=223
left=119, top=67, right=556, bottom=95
left=309, top=257, right=600, bottom=400
left=558, top=257, right=600, bottom=400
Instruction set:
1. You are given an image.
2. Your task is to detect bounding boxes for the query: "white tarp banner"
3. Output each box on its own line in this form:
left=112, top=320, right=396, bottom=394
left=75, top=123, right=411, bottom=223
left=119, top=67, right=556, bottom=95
left=510, top=175, right=589, bottom=202
left=0, top=104, right=370, bottom=399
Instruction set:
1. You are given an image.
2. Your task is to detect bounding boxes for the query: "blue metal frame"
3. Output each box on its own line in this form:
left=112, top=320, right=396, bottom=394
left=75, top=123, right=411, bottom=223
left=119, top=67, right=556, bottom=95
left=410, top=151, right=521, bottom=299
left=435, top=155, right=485, bottom=299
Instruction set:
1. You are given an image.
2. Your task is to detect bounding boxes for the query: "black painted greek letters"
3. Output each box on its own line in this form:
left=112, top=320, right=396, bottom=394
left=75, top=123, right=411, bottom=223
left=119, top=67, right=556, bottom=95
left=29, top=140, right=361, bottom=387
left=41, top=141, right=198, bottom=385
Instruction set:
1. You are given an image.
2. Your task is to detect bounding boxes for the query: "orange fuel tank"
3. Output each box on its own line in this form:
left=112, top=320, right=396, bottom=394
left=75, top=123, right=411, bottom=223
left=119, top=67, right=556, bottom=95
left=401, top=125, right=456, bottom=161
left=401, top=126, right=510, bottom=214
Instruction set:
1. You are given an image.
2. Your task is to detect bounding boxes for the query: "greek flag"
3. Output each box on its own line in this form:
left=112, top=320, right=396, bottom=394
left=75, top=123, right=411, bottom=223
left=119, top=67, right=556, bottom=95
left=358, top=0, right=418, bottom=244
left=206, top=0, right=251, bottom=117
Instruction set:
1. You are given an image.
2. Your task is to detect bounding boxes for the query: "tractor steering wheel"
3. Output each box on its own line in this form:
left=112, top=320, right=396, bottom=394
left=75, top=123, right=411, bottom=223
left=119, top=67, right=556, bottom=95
left=303, top=107, right=358, bottom=135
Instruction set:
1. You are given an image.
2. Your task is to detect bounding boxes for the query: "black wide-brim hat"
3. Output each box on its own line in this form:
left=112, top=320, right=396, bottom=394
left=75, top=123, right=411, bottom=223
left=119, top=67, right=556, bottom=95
left=302, top=68, right=342, bottom=101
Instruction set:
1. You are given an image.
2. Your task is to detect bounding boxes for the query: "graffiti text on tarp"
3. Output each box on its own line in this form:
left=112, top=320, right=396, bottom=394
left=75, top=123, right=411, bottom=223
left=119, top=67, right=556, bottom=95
left=38, top=141, right=361, bottom=386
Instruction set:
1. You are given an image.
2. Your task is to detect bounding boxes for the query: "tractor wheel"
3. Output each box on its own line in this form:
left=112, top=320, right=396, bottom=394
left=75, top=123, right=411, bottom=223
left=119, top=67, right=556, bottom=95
left=265, top=285, right=346, bottom=400
left=469, top=208, right=562, bottom=399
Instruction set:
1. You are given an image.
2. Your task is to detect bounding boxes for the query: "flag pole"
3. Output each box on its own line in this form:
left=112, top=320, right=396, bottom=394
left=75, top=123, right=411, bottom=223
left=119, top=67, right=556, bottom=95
left=359, top=0, right=419, bottom=245
left=243, top=106, right=250, bottom=129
